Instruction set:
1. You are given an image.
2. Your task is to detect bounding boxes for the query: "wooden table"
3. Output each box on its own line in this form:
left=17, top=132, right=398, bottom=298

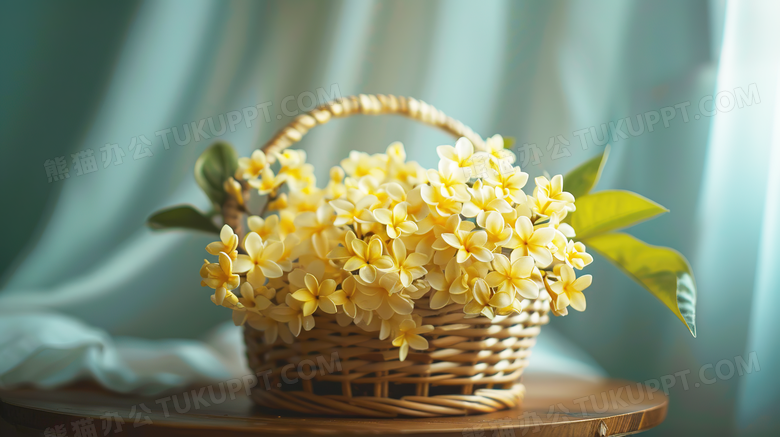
left=0, top=374, right=667, bottom=436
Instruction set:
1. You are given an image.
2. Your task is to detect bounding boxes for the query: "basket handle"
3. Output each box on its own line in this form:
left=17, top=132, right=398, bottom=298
left=260, top=94, right=485, bottom=160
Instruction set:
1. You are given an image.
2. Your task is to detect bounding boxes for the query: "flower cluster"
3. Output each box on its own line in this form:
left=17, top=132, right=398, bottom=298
left=200, top=135, right=593, bottom=360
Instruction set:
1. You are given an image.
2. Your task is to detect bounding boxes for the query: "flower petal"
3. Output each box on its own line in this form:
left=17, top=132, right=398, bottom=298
left=572, top=274, right=593, bottom=291
left=344, top=256, right=367, bottom=272
left=530, top=227, right=556, bottom=245
left=304, top=274, right=319, bottom=294
left=220, top=225, right=233, bottom=244
left=232, top=255, right=253, bottom=273
left=514, top=216, right=533, bottom=240
left=569, top=289, right=586, bottom=311
left=529, top=246, right=552, bottom=267
left=373, top=208, right=392, bottom=225
left=430, top=289, right=450, bottom=309
left=263, top=241, right=284, bottom=262
left=319, top=297, right=337, bottom=314
left=515, top=278, right=540, bottom=299
left=471, top=247, right=495, bottom=263
left=258, top=260, right=283, bottom=278
left=407, top=334, right=429, bottom=351
left=244, top=232, right=263, bottom=258
left=441, top=233, right=462, bottom=249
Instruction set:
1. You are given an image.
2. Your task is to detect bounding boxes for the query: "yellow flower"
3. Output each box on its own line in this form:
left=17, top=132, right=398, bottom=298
left=278, top=160, right=315, bottom=191
left=427, top=258, right=466, bottom=309
left=484, top=166, right=529, bottom=204
left=563, top=240, right=593, bottom=270
left=420, top=184, right=463, bottom=216
left=206, top=225, right=238, bottom=260
left=343, top=235, right=394, bottom=282
left=494, top=298, right=530, bottom=317
left=508, top=216, right=555, bottom=267
left=324, top=166, right=347, bottom=199
left=388, top=154, right=427, bottom=187
left=461, top=182, right=513, bottom=225
left=201, top=252, right=241, bottom=291
left=483, top=134, right=516, bottom=168
left=387, top=238, right=428, bottom=287
left=206, top=143, right=598, bottom=338
left=415, top=206, right=450, bottom=235
left=294, top=204, right=339, bottom=251
left=286, top=189, right=324, bottom=213
left=350, top=277, right=385, bottom=313
left=534, top=175, right=575, bottom=211
left=236, top=150, right=268, bottom=180
left=278, top=210, right=296, bottom=237
left=482, top=211, right=513, bottom=248
left=247, top=214, right=281, bottom=242
left=547, top=211, right=576, bottom=237
left=437, top=137, right=476, bottom=169
left=373, top=202, right=418, bottom=239
left=378, top=181, right=405, bottom=205
left=245, top=281, right=275, bottom=308
left=426, top=160, right=470, bottom=201
left=233, top=232, right=285, bottom=284
left=297, top=173, right=318, bottom=193
left=276, top=234, right=299, bottom=272
left=392, top=318, right=433, bottom=361
left=248, top=167, right=286, bottom=195
left=267, top=192, right=288, bottom=211
left=403, top=279, right=430, bottom=300
left=327, top=230, right=359, bottom=261
left=210, top=286, right=242, bottom=309
left=223, top=177, right=245, bottom=206
left=550, top=228, right=569, bottom=263
left=435, top=219, right=470, bottom=271
left=290, top=272, right=340, bottom=316
left=486, top=252, right=539, bottom=304
left=232, top=282, right=275, bottom=326
left=357, top=273, right=415, bottom=319
left=329, top=190, right=377, bottom=226
left=386, top=141, right=407, bottom=163
left=243, top=313, right=294, bottom=344
left=442, top=229, right=495, bottom=263
left=463, top=278, right=494, bottom=319
left=335, top=275, right=363, bottom=319
left=340, top=151, right=385, bottom=180
left=349, top=174, right=382, bottom=197
left=270, top=293, right=315, bottom=339
left=276, top=149, right=309, bottom=173
left=549, top=264, right=591, bottom=313
left=528, top=191, right=567, bottom=217
left=403, top=185, right=429, bottom=221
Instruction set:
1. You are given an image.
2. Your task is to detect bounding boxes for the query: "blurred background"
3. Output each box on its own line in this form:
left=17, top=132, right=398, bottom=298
left=1, top=0, right=778, bottom=435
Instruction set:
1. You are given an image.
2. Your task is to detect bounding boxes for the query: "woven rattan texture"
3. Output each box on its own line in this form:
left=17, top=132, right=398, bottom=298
left=242, top=94, right=547, bottom=417
left=260, top=94, right=487, bottom=160
left=243, top=294, right=550, bottom=417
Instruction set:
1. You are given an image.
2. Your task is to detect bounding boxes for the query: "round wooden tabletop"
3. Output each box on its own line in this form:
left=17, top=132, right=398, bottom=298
left=0, top=374, right=667, bottom=436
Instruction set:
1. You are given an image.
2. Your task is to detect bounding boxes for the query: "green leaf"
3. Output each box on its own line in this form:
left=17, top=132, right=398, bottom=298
left=147, top=205, right=219, bottom=234
left=503, top=137, right=516, bottom=149
left=568, top=190, right=668, bottom=239
left=564, top=145, right=609, bottom=199
left=583, top=232, right=697, bottom=337
left=194, top=142, right=239, bottom=208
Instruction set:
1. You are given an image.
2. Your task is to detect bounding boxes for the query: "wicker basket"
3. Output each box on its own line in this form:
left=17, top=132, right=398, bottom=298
left=236, top=94, right=551, bottom=417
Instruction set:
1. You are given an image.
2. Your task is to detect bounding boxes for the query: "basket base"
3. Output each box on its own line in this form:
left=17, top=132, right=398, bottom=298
left=250, top=383, right=525, bottom=417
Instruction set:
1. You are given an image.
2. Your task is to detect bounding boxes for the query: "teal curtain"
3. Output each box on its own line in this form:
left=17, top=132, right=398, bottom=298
left=1, top=1, right=777, bottom=435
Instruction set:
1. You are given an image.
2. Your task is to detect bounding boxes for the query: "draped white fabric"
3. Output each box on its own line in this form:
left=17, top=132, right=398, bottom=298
left=1, top=1, right=777, bottom=435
